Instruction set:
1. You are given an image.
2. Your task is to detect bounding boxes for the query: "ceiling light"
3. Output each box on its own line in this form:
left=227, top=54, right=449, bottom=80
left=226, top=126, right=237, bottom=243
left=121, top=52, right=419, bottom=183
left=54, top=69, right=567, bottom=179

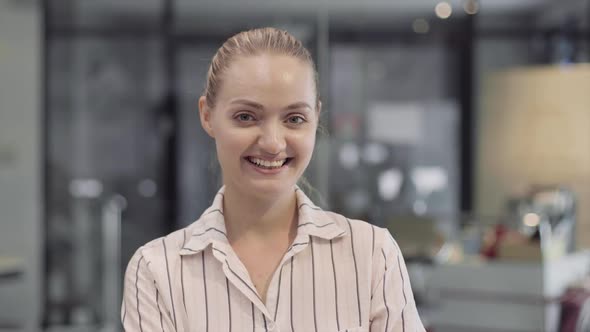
left=463, top=0, right=479, bottom=15
left=523, top=213, right=540, bottom=227
left=435, top=2, right=453, bottom=19
left=412, top=18, right=430, bottom=34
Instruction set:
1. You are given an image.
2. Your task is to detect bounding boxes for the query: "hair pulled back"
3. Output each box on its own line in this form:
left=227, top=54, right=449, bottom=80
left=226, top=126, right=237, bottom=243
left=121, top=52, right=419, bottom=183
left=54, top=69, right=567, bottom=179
left=203, top=27, right=319, bottom=109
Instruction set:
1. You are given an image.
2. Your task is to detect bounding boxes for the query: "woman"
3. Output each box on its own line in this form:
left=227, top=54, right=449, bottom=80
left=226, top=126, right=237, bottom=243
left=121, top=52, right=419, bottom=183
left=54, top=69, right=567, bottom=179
left=122, top=27, right=426, bottom=332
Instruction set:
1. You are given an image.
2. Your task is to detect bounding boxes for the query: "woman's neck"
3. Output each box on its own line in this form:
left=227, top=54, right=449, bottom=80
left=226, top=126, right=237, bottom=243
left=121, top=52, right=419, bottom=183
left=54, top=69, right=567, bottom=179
left=222, top=185, right=298, bottom=244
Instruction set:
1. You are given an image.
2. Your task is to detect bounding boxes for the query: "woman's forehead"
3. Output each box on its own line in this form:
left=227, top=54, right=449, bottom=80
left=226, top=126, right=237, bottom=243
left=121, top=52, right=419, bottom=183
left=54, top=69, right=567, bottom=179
left=227, top=54, right=311, bottom=82
left=217, top=54, right=316, bottom=104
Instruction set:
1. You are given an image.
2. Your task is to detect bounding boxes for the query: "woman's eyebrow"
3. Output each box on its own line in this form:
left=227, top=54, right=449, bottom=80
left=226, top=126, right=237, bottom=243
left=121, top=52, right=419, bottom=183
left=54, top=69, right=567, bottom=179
left=229, top=99, right=264, bottom=110
left=284, top=102, right=312, bottom=111
left=229, top=99, right=312, bottom=112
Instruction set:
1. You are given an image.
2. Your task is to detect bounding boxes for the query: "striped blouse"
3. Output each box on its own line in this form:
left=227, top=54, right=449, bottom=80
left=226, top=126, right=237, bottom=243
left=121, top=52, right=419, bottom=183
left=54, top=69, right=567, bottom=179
left=121, top=186, right=426, bottom=332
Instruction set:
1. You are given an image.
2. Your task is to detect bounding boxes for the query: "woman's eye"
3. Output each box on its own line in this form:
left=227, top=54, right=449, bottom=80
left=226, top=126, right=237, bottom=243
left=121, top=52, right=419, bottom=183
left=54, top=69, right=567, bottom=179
left=236, top=113, right=255, bottom=122
left=287, top=116, right=305, bottom=124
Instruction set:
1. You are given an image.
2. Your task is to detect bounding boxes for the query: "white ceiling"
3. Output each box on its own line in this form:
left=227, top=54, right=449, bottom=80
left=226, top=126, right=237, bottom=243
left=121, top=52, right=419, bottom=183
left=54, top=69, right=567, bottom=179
left=70, top=0, right=568, bottom=30
left=75, top=0, right=556, bottom=18
left=181, top=0, right=552, bottom=15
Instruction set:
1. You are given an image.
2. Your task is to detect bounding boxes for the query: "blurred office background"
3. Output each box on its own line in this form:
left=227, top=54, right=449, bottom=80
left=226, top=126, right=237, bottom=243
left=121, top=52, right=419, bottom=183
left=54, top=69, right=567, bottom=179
left=1, top=0, right=590, bottom=331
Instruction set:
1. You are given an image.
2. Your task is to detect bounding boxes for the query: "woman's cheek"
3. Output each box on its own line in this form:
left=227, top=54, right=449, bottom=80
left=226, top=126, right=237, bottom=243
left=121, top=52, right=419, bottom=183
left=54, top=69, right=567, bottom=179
left=293, top=130, right=316, bottom=161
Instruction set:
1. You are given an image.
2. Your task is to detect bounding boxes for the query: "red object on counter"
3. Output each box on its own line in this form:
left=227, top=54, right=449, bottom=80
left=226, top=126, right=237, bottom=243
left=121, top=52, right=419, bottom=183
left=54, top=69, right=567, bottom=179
left=559, top=287, right=590, bottom=332
left=481, top=224, right=508, bottom=259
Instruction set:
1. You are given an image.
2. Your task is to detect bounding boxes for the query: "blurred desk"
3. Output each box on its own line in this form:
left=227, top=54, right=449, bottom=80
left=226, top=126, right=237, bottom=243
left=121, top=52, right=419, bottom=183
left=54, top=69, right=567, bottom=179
left=415, top=250, right=590, bottom=332
left=0, top=257, right=23, bottom=280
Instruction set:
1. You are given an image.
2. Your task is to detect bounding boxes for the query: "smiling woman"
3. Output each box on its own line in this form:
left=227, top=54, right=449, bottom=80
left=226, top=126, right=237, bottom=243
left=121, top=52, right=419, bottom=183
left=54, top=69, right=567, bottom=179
left=121, top=27, right=426, bottom=332
left=200, top=52, right=318, bottom=200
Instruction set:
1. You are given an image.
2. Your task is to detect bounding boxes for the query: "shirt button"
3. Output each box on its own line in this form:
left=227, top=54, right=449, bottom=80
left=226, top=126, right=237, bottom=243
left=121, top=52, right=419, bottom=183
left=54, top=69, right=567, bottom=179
left=268, top=322, right=276, bottom=330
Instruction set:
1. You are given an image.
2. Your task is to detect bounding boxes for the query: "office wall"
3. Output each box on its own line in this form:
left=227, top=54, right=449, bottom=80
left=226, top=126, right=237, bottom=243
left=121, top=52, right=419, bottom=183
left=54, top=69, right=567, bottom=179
left=0, top=0, right=42, bottom=329
left=477, top=65, right=590, bottom=249
left=473, top=37, right=530, bottom=221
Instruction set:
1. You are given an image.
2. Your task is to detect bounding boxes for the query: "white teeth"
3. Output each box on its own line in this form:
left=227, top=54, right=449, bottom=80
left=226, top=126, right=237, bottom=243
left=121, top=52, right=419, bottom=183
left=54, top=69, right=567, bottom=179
left=249, top=157, right=286, bottom=168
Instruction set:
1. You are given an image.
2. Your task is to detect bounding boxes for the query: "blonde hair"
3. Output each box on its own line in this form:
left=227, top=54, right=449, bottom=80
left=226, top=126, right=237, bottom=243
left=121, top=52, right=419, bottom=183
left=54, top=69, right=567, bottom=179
left=203, top=27, right=320, bottom=109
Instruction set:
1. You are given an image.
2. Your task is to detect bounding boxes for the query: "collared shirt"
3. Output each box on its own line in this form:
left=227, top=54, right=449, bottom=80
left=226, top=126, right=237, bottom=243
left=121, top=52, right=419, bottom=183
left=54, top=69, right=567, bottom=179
left=122, top=186, right=426, bottom=332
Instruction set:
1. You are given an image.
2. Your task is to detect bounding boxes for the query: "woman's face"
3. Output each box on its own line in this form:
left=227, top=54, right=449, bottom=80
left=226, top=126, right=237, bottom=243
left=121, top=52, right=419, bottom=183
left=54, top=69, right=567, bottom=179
left=199, top=53, right=319, bottom=198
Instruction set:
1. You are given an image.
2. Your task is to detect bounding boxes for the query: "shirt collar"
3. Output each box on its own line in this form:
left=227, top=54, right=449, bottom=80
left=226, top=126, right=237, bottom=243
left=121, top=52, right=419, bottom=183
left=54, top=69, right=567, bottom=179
left=293, top=186, right=348, bottom=240
left=179, top=188, right=228, bottom=256
left=180, top=185, right=347, bottom=256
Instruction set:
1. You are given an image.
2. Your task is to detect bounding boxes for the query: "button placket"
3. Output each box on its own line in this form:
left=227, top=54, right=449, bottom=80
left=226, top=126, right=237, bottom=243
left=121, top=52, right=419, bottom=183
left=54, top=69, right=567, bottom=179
left=215, top=242, right=271, bottom=319
left=267, top=320, right=277, bottom=331
left=262, top=234, right=310, bottom=328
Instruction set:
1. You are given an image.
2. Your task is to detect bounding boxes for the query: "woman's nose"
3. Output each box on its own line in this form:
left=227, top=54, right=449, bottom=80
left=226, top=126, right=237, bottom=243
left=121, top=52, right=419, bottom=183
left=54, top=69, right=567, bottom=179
left=258, top=122, right=286, bottom=155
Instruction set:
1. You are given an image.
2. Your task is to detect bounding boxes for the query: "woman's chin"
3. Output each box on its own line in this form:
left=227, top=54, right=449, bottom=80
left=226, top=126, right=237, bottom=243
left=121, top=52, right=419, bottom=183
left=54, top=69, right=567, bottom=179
left=254, top=180, right=295, bottom=194
left=237, top=178, right=297, bottom=199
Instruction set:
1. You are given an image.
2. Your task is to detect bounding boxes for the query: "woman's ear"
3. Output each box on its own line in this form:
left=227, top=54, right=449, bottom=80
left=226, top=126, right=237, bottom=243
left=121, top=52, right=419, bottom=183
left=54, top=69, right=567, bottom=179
left=199, top=96, right=215, bottom=138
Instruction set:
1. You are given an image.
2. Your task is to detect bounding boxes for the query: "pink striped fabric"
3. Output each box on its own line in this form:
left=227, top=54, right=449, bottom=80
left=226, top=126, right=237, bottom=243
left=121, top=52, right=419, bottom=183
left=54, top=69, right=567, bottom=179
left=122, top=186, right=426, bottom=332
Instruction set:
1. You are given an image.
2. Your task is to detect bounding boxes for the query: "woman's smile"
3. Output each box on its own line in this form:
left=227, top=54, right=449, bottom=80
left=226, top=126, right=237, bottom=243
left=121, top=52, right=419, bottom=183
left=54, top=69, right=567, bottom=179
left=244, top=156, right=294, bottom=174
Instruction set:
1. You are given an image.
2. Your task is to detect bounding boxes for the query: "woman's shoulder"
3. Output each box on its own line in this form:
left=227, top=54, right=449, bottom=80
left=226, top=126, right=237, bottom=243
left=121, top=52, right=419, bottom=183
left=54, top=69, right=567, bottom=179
left=323, top=210, right=376, bottom=232
left=319, top=209, right=394, bottom=245
left=316, top=210, right=404, bottom=269
left=298, top=187, right=391, bottom=243
left=128, top=225, right=191, bottom=266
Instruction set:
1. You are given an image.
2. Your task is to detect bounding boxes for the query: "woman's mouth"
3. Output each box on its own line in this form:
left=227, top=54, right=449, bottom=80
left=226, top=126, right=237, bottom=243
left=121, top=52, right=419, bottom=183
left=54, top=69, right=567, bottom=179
left=245, top=157, right=292, bottom=170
